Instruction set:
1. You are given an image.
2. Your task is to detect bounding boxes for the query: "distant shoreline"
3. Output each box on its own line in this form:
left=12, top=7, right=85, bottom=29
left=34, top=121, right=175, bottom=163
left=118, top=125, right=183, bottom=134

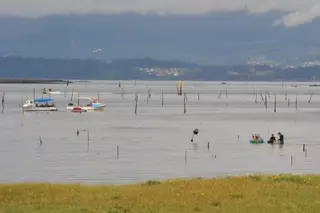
left=0, top=78, right=71, bottom=84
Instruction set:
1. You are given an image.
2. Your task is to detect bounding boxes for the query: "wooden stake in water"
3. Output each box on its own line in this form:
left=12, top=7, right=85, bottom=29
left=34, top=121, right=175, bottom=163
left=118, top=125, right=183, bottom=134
left=70, top=88, right=74, bottom=102
left=285, top=91, right=287, bottom=100
left=288, top=98, right=290, bottom=108
left=302, top=144, right=305, bottom=152
left=197, top=93, right=200, bottom=100
left=255, top=92, right=257, bottom=104
left=161, top=89, right=164, bottom=106
left=87, top=128, right=90, bottom=152
left=274, top=93, right=277, bottom=112
left=117, top=146, right=119, bottom=158
left=134, top=93, right=138, bottom=115
left=121, top=87, right=125, bottom=99
left=39, top=136, right=42, bottom=145
left=183, top=93, right=187, bottom=114
left=1, top=92, right=5, bottom=113
left=98, top=92, right=100, bottom=99
left=291, top=156, right=293, bottom=166
left=148, top=87, right=151, bottom=98
left=308, top=93, right=313, bottom=103
left=218, top=90, right=222, bottom=99
left=225, top=90, right=228, bottom=98
left=295, top=95, right=298, bottom=110
left=264, top=92, right=268, bottom=111
left=185, top=150, right=187, bottom=164
left=20, top=96, right=23, bottom=109
left=207, top=142, right=210, bottom=150
left=77, top=92, right=80, bottom=106
left=259, top=92, right=264, bottom=102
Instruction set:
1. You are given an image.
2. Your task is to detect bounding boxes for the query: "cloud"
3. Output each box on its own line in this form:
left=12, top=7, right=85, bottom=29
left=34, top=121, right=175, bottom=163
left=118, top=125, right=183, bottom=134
left=1, top=0, right=320, bottom=27
left=274, top=3, right=320, bottom=27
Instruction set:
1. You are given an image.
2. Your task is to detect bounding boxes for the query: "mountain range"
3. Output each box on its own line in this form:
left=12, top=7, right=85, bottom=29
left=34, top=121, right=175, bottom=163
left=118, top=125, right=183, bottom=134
left=1, top=56, right=320, bottom=81
left=1, top=12, right=320, bottom=65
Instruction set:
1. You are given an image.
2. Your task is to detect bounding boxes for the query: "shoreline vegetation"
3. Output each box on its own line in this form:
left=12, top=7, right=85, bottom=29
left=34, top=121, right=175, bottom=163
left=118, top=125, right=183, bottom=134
left=0, top=78, right=71, bottom=84
left=0, top=174, right=319, bottom=213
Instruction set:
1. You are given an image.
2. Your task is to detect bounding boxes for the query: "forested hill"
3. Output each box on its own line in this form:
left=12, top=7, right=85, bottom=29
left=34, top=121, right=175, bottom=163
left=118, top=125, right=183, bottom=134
left=0, top=56, right=320, bottom=81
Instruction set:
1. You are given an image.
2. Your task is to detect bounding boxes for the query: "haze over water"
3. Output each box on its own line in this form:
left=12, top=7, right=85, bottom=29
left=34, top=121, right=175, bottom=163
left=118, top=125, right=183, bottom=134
left=0, top=80, right=320, bottom=184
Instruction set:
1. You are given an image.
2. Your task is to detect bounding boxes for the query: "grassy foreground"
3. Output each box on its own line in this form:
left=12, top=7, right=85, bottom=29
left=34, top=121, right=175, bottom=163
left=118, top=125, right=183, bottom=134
left=0, top=174, right=320, bottom=213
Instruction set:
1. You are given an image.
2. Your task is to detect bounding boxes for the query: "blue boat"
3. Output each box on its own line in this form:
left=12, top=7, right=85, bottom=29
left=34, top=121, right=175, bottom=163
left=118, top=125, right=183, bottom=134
left=34, top=98, right=54, bottom=103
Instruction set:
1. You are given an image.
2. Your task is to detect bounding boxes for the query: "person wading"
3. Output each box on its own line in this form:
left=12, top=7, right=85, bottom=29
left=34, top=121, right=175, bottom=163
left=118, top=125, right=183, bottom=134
left=278, top=132, right=284, bottom=144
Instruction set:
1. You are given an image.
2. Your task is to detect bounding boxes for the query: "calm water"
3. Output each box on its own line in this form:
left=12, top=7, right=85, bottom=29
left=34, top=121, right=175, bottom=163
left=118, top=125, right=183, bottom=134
left=0, top=80, right=320, bottom=184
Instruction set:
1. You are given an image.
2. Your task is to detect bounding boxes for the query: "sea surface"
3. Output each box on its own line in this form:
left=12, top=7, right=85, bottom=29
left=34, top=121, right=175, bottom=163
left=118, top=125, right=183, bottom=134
left=0, top=80, right=320, bottom=184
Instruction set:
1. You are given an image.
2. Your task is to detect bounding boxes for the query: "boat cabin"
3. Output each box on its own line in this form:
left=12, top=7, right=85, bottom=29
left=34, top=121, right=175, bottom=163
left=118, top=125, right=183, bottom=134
left=86, top=98, right=101, bottom=107
left=33, top=98, right=56, bottom=107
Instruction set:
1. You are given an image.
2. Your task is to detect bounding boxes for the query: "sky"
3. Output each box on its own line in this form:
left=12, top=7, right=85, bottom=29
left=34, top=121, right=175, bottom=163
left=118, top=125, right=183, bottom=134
left=1, top=0, right=320, bottom=27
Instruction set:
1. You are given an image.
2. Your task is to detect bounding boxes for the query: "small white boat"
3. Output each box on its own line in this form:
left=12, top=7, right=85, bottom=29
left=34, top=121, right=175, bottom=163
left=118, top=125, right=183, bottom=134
left=49, top=91, right=61, bottom=95
left=42, top=88, right=61, bottom=95
left=22, top=98, right=58, bottom=111
left=66, top=97, right=106, bottom=111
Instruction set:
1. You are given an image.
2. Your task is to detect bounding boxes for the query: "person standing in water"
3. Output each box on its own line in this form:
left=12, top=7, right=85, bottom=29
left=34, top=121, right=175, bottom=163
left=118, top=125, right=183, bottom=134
left=278, top=132, right=284, bottom=144
left=268, top=134, right=276, bottom=144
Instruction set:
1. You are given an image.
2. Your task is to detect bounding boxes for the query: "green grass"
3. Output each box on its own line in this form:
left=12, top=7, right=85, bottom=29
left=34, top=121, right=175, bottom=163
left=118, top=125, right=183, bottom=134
left=0, top=174, right=320, bottom=213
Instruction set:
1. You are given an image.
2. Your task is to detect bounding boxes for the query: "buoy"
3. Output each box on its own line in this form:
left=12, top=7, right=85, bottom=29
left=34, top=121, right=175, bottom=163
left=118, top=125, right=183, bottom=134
left=191, top=128, right=199, bottom=142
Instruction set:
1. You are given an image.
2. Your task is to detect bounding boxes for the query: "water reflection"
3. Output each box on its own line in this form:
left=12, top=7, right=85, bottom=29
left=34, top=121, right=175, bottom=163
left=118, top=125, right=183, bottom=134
left=192, top=143, right=199, bottom=151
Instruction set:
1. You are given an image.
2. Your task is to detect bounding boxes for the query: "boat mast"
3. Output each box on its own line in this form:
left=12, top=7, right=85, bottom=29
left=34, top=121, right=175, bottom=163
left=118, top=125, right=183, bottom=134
left=77, top=92, right=80, bottom=106
left=33, top=88, right=35, bottom=101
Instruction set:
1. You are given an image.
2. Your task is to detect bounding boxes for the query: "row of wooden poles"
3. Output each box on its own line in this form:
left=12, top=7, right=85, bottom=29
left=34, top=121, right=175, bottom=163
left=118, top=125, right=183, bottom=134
left=254, top=90, right=299, bottom=112
left=64, top=129, right=313, bottom=165
left=64, top=130, right=311, bottom=166
left=0, top=86, right=317, bottom=114
left=132, top=88, right=317, bottom=115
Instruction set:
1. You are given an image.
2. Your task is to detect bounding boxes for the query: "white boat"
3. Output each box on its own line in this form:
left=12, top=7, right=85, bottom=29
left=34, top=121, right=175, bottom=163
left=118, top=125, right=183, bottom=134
left=22, top=98, right=58, bottom=111
left=49, top=91, right=61, bottom=95
left=66, top=97, right=106, bottom=111
left=42, top=88, right=61, bottom=95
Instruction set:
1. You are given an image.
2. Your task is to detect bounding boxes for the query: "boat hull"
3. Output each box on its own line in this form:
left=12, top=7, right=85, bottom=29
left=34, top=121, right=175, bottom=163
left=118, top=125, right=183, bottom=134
left=66, top=105, right=106, bottom=111
left=49, top=91, right=61, bottom=95
left=250, top=139, right=264, bottom=144
left=71, top=109, right=87, bottom=113
left=22, top=107, right=58, bottom=111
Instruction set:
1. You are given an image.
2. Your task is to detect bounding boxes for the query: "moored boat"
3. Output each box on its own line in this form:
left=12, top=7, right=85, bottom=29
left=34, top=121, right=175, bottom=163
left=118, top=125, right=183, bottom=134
left=67, top=97, right=106, bottom=111
left=22, top=98, right=58, bottom=111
